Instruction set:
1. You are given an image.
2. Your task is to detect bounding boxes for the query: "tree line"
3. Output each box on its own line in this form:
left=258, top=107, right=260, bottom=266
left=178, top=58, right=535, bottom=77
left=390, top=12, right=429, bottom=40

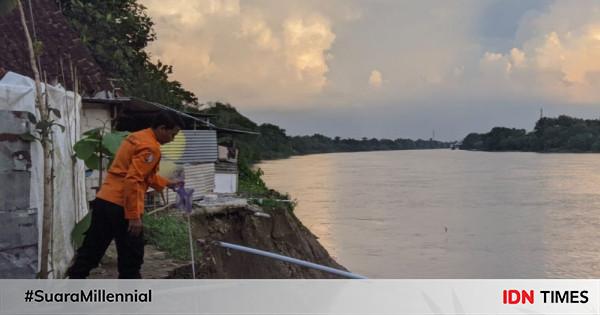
left=203, top=103, right=451, bottom=163
left=59, top=0, right=198, bottom=108
left=461, top=115, right=600, bottom=152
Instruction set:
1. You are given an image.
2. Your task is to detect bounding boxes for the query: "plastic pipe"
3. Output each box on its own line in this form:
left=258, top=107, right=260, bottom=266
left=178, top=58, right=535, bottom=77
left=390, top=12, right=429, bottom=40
left=200, top=239, right=367, bottom=279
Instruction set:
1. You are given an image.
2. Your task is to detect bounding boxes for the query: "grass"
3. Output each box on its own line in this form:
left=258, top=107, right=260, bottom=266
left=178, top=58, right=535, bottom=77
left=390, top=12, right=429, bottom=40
left=238, top=161, right=269, bottom=196
left=143, top=212, right=198, bottom=261
left=238, top=160, right=296, bottom=212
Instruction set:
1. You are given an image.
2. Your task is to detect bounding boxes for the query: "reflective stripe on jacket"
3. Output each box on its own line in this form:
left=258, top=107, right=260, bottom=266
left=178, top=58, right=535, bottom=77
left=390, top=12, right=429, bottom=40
left=97, top=128, right=168, bottom=219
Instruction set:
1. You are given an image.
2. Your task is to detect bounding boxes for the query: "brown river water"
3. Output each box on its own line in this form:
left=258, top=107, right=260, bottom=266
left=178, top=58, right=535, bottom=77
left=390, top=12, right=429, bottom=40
left=256, top=149, right=600, bottom=278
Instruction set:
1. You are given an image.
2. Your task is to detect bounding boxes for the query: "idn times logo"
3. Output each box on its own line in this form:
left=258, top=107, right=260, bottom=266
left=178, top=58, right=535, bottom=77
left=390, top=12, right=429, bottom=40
left=503, top=289, right=588, bottom=304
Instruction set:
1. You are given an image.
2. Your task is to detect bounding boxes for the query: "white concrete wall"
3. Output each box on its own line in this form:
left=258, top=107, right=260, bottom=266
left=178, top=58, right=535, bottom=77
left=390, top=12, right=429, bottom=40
left=214, top=173, right=237, bottom=194
left=81, top=104, right=111, bottom=133
left=81, top=104, right=112, bottom=201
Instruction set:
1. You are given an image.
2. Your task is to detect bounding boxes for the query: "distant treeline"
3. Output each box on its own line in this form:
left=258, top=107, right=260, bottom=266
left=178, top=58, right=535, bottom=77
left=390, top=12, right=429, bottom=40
left=461, top=115, right=600, bottom=152
left=201, top=103, right=451, bottom=162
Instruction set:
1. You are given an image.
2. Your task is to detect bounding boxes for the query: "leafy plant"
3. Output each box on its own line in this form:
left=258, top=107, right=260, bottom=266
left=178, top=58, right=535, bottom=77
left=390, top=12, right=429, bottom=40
left=70, top=211, right=91, bottom=249
left=19, top=108, right=65, bottom=143
left=73, top=127, right=129, bottom=170
left=238, top=161, right=268, bottom=196
left=71, top=128, right=128, bottom=252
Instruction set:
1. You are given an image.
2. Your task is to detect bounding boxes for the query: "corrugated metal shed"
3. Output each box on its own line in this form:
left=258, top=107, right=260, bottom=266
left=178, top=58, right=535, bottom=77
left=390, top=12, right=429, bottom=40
left=161, top=130, right=218, bottom=164
left=160, top=130, right=218, bottom=201
left=165, top=163, right=215, bottom=202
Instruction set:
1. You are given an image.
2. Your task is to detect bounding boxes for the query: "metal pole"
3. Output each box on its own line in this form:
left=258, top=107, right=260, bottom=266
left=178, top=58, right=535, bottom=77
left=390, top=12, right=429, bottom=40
left=200, top=239, right=367, bottom=279
left=187, top=214, right=196, bottom=279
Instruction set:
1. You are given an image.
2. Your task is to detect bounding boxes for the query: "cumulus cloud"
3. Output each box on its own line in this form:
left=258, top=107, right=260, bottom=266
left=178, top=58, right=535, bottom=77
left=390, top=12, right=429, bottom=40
left=141, top=0, right=339, bottom=108
left=369, top=70, right=383, bottom=88
left=143, top=0, right=239, bottom=26
left=240, top=13, right=280, bottom=51
left=476, top=1, right=600, bottom=104
left=283, top=15, right=335, bottom=89
left=510, top=48, right=526, bottom=68
left=139, top=0, right=600, bottom=122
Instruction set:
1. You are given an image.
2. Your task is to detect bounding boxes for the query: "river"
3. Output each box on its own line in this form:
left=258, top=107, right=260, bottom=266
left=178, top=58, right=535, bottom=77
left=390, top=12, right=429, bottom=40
left=256, top=149, right=600, bottom=278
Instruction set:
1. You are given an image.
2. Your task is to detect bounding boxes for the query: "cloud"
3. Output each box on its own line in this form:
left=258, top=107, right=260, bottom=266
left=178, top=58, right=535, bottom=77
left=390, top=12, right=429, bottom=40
left=283, top=15, right=335, bottom=89
left=240, top=13, right=280, bottom=51
left=140, top=0, right=339, bottom=108
left=139, top=0, right=600, bottom=139
left=510, top=48, right=526, bottom=68
left=143, top=0, right=239, bottom=27
left=369, top=70, right=383, bottom=88
left=475, top=1, right=600, bottom=104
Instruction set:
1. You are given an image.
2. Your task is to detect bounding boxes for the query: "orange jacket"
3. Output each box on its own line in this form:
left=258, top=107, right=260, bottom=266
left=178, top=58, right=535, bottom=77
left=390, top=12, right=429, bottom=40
left=97, top=128, right=169, bottom=219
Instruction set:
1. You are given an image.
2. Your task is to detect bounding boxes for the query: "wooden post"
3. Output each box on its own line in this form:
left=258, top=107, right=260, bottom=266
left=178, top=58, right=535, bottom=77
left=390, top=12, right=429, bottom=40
left=17, top=0, right=53, bottom=278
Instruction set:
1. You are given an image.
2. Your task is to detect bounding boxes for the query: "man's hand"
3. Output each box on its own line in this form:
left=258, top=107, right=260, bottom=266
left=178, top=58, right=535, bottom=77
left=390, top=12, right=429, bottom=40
left=167, top=180, right=183, bottom=190
left=128, top=218, right=143, bottom=237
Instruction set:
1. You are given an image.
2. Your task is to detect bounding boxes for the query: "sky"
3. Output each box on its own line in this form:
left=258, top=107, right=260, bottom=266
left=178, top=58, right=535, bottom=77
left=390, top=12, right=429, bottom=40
left=140, top=0, right=600, bottom=141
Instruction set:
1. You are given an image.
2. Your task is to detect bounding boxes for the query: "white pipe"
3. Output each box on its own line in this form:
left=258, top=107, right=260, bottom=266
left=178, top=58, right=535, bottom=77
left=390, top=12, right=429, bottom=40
left=200, top=239, right=367, bottom=279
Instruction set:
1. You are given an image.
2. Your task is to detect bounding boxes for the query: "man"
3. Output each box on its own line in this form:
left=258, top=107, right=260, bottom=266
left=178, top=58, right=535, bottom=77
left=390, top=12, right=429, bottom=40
left=67, top=111, right=184, bottom=279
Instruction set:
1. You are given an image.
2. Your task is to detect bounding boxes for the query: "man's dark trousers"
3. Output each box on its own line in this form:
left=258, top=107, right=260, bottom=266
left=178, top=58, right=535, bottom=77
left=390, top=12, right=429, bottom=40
left=67, top=198, right=144, bottom=279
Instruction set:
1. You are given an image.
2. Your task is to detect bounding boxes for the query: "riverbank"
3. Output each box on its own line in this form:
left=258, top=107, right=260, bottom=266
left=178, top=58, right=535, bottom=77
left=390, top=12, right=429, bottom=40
left=90, top=202, right=348, bottom=279
left=171, top=205, right=348, bottom=278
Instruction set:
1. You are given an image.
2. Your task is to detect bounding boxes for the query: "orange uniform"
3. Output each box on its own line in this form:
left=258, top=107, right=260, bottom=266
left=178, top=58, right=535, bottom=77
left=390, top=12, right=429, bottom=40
left=97, top=128, right=169, bottom=219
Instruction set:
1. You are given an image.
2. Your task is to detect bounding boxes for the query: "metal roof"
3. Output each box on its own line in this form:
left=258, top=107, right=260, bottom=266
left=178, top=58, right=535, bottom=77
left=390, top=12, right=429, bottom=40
left=82, top=97, right=212, bottom=126
left=82, top=97, right=259, bottom=135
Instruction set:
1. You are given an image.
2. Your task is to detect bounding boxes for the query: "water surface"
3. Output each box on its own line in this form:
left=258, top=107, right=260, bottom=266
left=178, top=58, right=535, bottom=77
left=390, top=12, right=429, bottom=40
left=256, top=150, right=600, bottom=278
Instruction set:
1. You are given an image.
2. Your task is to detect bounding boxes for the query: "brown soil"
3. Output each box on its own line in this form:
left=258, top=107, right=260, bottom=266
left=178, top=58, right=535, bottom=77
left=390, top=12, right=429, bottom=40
left=170, top=207, right=347, bottom=279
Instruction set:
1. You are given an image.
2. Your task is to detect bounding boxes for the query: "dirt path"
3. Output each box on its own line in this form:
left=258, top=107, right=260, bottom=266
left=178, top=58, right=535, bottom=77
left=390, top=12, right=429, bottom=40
left=88, top=242, right=188, bottom=279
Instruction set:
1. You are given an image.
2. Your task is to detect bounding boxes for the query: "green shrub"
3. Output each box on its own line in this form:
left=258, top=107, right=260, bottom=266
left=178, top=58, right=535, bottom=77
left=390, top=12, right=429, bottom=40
left=144, top=213, right=197, bottom=261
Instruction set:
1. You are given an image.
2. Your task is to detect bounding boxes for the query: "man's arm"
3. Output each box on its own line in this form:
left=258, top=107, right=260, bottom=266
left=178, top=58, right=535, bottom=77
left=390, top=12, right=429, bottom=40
left=123, top=146, right=160, bottom=235
left=149, top=173, right=169, bottom=191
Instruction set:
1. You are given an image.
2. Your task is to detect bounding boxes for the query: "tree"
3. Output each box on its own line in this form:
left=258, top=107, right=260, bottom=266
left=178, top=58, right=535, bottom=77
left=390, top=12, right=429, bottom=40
left=58, top=0, right=197, bottom=108
left=1, top=0, right=61, bottom=278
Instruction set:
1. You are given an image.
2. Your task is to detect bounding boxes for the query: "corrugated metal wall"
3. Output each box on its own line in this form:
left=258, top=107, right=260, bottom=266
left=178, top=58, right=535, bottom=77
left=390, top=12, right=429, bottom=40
left=215, top=161, right=238, bottom=174
left=161, top=130, right=218, bottom=164
left=165, top=163, right=215, bottom=202
left=161, top=130, right=218, bottom=201
left=0, top=111, right=38, bottom=278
